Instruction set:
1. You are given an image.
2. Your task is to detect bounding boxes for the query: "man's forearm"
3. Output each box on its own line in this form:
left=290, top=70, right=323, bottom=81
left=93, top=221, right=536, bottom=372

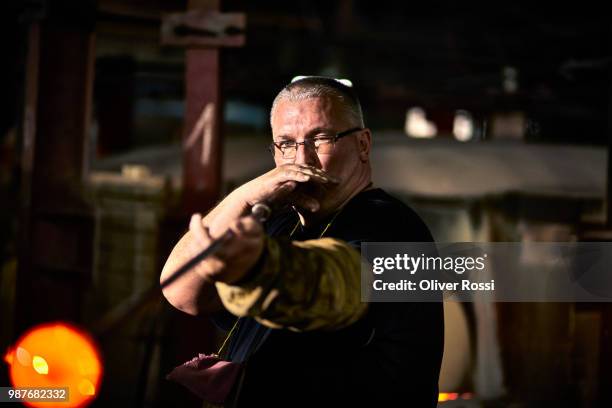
left=202, top=186, right=251, bottom=236
left=160, top=232, right=223, bottom=315
left=160, top=187, right=250, bottom=315
left=215, top=236, right=367, bottom=331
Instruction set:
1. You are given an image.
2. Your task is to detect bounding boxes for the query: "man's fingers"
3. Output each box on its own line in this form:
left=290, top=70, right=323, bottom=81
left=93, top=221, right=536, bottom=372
left=268, top=178, right=321, bottom=212
left=298, top=164, right=338, bottom=177
left=213, top=216, right=263, bottom=263
left=295, top=165, right=340, bottom=184
left=277, top=165, right=336, bottom=184
left=295, top=169, right=334, bottom=184
left=189, top=213, right=208, bottom=244
left=276, top=180, right=297, bottom=197
left=256, top=165, right=338, bottom=211
left=278, top=169, right=310, bottom=183
left=263, top=181, right=297, bottom=207
left=186, top=214, right=264, bottom=283
left=229, top=216, right=263, bottom=238
left=279, top=180, right=297, bottom=192
left=265, top=182, right=319, bottom=212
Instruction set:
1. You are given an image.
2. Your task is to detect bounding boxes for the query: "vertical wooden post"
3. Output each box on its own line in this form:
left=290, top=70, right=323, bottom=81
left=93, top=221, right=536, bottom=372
left=15, top=0, right=96, bottom=333
left=182, top=0, right=223, bottom=213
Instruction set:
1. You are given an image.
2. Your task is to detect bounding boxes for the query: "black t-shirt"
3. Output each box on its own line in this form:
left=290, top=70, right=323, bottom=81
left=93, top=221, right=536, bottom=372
left=219, top=188, right=444, bottom=407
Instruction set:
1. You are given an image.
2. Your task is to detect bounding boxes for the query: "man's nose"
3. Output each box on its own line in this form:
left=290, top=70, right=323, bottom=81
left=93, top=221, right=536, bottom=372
left=294, top=142, right=320, bottom=167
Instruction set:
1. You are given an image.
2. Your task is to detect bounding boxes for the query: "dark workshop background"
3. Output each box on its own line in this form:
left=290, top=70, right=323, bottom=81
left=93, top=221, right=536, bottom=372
left=1, top=1, right=611, bottom=407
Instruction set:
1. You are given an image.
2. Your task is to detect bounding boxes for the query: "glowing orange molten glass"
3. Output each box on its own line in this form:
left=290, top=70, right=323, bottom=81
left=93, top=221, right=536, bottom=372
left=4, top=322, right=103, bottom=408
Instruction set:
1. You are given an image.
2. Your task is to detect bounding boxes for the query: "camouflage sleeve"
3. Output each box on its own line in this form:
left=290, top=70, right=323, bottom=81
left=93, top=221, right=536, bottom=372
left=214, top=236, right=367, bottom=331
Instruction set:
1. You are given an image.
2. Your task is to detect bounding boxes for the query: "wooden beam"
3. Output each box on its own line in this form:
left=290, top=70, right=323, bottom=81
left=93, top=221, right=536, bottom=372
left=161, top=10, right=245, bottom=48
left=181, top=0, right=224, bottom=213
left=15, top=3, right=96, bottom=332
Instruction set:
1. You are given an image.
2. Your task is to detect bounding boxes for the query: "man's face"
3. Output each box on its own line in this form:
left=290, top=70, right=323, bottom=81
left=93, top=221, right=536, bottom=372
left=270, top=97, right=370, bottom=211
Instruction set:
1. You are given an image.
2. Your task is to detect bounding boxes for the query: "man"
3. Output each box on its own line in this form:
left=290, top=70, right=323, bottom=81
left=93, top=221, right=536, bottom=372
left=161, top=77, right=444, bottom=406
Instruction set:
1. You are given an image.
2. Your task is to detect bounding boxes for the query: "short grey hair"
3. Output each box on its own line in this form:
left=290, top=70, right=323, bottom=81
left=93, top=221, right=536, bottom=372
left=270, top=76, right=365, bottom=128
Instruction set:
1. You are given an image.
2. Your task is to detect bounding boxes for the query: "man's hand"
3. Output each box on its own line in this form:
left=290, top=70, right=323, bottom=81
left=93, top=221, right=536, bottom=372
left=188, top=213, right=265, bottom=284
left=238, top=164, right=338, bottom=213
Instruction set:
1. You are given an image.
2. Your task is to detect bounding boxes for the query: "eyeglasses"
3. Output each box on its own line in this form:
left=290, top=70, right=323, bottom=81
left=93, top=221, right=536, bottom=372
left=268, top=127, right=363, bottom=160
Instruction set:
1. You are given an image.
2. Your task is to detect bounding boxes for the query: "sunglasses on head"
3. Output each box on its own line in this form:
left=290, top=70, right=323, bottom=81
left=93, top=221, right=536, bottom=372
left=291, top=75, right=353, bottom=88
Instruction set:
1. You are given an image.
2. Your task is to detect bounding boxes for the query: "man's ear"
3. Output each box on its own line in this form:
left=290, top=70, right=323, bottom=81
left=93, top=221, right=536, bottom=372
left=357, top=129, right=372, bottom=162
